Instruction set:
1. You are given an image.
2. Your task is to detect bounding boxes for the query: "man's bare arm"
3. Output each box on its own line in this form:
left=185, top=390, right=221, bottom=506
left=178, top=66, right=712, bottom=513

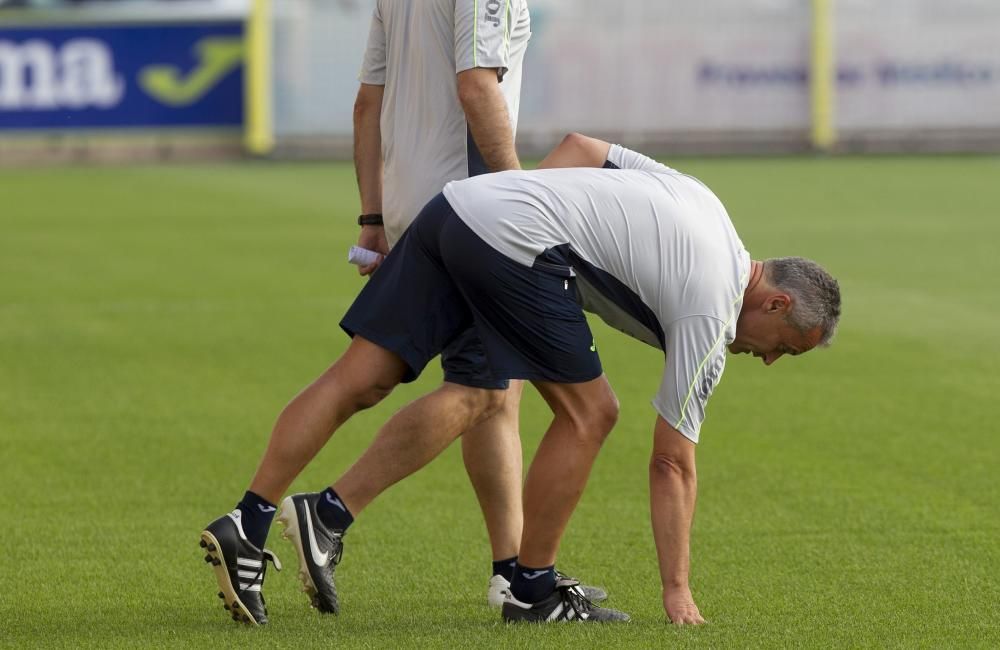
left=353, top=82, right=384, bottom=215
left=650, top=416, right=706, bottom=625
left=352, top=82, right=388, bottom=275
left=536, top=132, right=612, bottom=169
left=456, top=67, right=520, bottom=172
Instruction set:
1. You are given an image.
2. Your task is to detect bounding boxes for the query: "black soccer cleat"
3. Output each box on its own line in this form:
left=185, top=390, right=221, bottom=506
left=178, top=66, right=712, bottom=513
left=502, top=576, right=630, bottom=623
left=199, top=510, right=282, bottom=626
left=488, top=571, right=608, bottom=608
left=277, top=493, right=344, bottom=614
left=556, top=570, right=608, bottom=604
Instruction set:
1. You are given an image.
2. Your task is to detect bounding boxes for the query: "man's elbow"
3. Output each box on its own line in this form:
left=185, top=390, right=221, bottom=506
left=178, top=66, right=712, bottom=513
left=546, top=132, right=608, bottom=168
left=457, top=70, right=499, bottom=110
left=353, top=89, right=382, bottom=124
left=557, top=132, right=589, bottom=153
left=353, top=97, right=376, bottom=124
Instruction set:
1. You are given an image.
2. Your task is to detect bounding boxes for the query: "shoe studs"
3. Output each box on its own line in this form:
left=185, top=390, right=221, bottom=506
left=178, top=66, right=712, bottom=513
left=200, top=537, right=220, bottom=565
left=200, top=528, right=264, bottom=626
left=228, top=604, right=253, bottom=624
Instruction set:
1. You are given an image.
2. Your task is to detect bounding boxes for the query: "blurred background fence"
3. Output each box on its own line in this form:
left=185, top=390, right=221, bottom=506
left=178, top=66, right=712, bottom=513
left=2, top=0, right=1000, bottom=164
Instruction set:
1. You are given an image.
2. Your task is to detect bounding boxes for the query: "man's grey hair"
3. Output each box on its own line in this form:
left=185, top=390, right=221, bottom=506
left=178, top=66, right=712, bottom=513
left=763, top=257, right=842, bottom=346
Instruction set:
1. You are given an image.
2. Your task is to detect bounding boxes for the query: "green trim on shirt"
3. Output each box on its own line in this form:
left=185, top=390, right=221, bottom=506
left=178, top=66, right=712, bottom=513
left=504, top=0, right=511, bottom=59
left=473, top=0, right=479, bottom=67
left=674, top=271, right=749, bottom=432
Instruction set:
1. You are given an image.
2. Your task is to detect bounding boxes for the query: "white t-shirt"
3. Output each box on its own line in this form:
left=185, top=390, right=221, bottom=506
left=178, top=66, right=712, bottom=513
left=360, top=0, right=531, bottom=246
left=443, top=145, right=751, bottom=442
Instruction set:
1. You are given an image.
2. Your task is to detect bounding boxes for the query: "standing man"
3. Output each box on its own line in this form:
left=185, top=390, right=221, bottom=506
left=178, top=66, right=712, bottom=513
left=349, top=0, right=602, bottom=611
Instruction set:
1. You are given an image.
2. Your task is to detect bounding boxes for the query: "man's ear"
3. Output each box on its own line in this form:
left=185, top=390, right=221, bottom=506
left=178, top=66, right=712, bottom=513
left=765, top=294, right=792, bottom=314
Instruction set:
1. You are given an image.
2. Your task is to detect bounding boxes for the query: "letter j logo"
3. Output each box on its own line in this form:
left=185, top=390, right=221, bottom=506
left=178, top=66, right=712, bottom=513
left=139, top=37, right=244, bottom=107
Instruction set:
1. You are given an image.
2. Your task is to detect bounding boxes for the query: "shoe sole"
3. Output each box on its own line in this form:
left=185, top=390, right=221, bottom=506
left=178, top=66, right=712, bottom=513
left=503, top=612, right=631, bottom=624
left=199, top=530, right=259, bottom=626
left=276, top=497, right=323, bottom=610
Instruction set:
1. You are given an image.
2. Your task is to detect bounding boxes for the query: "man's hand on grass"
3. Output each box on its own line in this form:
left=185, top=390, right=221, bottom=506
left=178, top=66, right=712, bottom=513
left=663, top=585, right=706, bottom=625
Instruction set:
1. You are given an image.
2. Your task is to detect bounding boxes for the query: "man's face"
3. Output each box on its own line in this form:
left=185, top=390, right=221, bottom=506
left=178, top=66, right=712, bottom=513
left=729, top=295, right=824, bottom=366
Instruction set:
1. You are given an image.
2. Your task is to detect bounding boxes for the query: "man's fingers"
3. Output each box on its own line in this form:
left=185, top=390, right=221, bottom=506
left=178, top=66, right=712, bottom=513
left=358, top=255, right=385, bottom=276
left=667, top=607, right=707, bottom=625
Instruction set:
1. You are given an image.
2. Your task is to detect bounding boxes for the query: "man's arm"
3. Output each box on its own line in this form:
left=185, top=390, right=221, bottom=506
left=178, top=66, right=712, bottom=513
left=352, top=82, right=388, bottom=275
left=650, top=415, right=707, bottom=625
left=456, top=67, right=520, bottom=172
left=536, top=132, right=612, bottom=169
left=540, top=133, right=680, bottom=175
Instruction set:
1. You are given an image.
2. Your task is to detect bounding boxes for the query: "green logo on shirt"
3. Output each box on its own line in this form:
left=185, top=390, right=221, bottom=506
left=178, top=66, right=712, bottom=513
left=590, top=339, right=597, bottom=352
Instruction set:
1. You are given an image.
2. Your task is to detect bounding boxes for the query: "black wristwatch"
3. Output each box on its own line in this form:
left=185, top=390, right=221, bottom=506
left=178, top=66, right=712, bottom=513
left=358, top=213, right=384, bottom=226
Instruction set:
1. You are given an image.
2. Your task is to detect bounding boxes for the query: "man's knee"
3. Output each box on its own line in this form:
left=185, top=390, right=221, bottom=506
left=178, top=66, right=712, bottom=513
left=564, top=392, right=619, bottom=442
left=591, top=393, right=620, bottom=436
left=446, top=383, right=508, bottom=424
left=472, top=386, right=508, bottom=422
left=351, top=380, right=395, bottom=411
left=335, top=338, right=408, bottom=411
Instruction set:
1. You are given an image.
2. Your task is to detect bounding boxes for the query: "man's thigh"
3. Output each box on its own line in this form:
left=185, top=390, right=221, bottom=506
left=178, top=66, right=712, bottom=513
left=438, top=219, right=602, bottom=384
left=341, top=196, right=473, bottom=383
left=440, top=328, right=509, bottom=389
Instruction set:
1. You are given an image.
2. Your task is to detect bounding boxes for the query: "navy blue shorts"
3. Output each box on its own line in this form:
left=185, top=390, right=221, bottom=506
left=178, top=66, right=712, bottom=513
left=340, top=193, right=602, bottom=387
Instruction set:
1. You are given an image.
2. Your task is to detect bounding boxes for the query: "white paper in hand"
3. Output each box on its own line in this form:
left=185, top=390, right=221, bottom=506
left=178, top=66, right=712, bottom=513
left=348, top=246, right=382, bottom=267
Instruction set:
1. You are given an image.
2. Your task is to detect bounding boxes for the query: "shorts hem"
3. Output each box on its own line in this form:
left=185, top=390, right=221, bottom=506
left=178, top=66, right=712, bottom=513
left=340, top=321, right=426, bottom=384
left=442, top=372, right=510, bottom=390
left=491, top=367, right=603, bottom=385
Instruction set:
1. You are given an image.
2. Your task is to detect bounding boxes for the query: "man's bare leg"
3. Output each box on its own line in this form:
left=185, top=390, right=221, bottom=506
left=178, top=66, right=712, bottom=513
left=460, top=380, right=524, bottom=563
left=200, top=336, right=408, bottom=624
left=517, top=375, right=619, bottom=568
left=499, top=375, right=629, bottom=622
left=332, top=382, right=507, bottom=515
left=248, top=336, right=407, bottom=504
left=268, top=380, right=505, bottom=616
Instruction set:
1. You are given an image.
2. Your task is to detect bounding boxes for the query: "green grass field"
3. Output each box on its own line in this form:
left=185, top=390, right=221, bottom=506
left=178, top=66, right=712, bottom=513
left=2, top=156, right=998, bottom=648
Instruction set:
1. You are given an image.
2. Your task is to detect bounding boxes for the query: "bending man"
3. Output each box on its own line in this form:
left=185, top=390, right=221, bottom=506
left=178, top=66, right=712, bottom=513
left=200, top=135, right=841, bottom=625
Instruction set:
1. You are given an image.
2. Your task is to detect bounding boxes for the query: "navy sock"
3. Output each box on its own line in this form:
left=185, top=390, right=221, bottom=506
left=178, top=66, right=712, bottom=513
left=509, top=563, right=556, bottom=604
left=492, top=556, right=517, bottom=581
left=235, top=490, right=276, bottom=550
left=315, top=487, right=354, bottom=532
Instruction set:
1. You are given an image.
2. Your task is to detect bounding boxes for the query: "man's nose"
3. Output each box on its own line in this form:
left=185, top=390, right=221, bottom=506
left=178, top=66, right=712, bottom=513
left=762, top=351, right=784, bottom=366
